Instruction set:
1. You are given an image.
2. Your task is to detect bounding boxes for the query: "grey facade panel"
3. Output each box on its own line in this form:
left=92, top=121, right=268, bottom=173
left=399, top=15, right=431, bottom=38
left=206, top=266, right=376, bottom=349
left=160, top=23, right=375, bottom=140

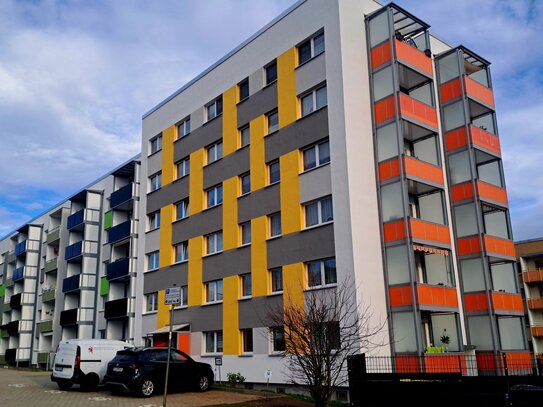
left=267, top=223, right=335, bottom=269
left=295, top=52, right=326, bottom=95
left=238, top=295, right=283, bottom=329
left=171, top=206, right=222, bottom=244
left=264, top=107, right=329, bottom=162
left=173, top=115, right=223, bottom=163
left=237, top=82, right=278, bottom=128
left=173, top=304, right=222, bottom=332
left=146, top=177, right=190, bottom=215
left=143, top=263, right=188, bottom=294
left=237, top=183, right=281, bottom=224
left=202, top=245, right=251, bottom=282
left=203, top=147, right=250, bottom=190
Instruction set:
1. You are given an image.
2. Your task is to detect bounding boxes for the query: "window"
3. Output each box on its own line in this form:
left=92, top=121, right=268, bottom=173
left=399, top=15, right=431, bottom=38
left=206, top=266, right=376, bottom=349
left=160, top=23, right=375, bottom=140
left=175, top=199, right=190, bottom=220
left=242, top=329, right=253, bottom=353
left=265, top=60, right=277, bottom=85
left=307, top=258, right=337, bottom=288
left=240, top=125, right=250, bottom=148
left=324, top=321, right=341, bottom=350
left=239, top=78, right=249, bottom=101
left=149, top=134, right=162, bottom=155
left=205, top=280, right=223, bottom=303
left=269, top=212, right=282, bottom=237
left=149, top=172, right=162, bottom=192
left=206, top=141, right=223, bottom=164
left=181, top=285, right=188, bottom=307
left=301, top=85, right=327, bottom=116
left=174, top=241, right=188, bottom=263
left=267, top=111, right=279, bottom=134
left=241, top=273, right=252, bottom=297
left=204, top=331, right=223, bottom=353
left=176, top=157, right=190, bottom=178
left=206, top=231, right=223, bottom=254
left=304, top=196, right=333, bottom=227
left=206, top=96, right=223, bottom=121
left=206, top=184, right=223, bottom=208
left=171, top=350, right=189, bottom=361
left=240, top=222, right=251, bottom=245
left=268, top=160, right=280, bottom=184
left=147, top=251, right=159, bottom=271
left=240, top=173, right=251, bottom=195
left=148, top=210, right=160, bottom=230
left=303, top=140, right=330, bottom=171
left=298, top=31, right=325, bottom=65
left=270, top=268, right=283, bottom=293
left=177, top=118, right=190, bottom=139
left=271, top=327, right=285, bottom=352
left=145, top=292, right=158, bottom=312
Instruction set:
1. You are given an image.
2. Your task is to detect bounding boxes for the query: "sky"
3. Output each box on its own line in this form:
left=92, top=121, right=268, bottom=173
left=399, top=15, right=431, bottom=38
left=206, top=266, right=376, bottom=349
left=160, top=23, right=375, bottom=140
left=0, top=0, right=541, bottom=241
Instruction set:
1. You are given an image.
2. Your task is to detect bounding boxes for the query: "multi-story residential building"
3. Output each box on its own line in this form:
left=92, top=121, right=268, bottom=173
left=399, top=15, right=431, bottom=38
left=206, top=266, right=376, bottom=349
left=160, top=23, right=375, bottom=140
left=139, top=0, right=525, bottom=385
left=516, top=238, right=543, bottom=355
left=0, top=157, right=141, bottom=366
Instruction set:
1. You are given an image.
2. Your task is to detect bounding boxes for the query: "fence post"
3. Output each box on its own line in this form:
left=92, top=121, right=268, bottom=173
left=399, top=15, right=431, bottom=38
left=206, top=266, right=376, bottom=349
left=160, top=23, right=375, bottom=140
left=502, top=352, right=508, bottom=377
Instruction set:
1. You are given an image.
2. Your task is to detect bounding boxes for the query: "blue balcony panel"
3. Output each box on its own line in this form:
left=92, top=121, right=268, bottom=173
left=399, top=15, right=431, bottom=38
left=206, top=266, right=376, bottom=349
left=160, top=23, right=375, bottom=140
left=106, top=258, right=130, bottom=281
left=108, top=221, right=131, bottom=244
left=110, top=184, right=134, bottom=210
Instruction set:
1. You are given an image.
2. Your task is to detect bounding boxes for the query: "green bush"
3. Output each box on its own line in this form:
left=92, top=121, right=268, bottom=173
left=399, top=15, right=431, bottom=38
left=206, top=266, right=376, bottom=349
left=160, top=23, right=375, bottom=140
left=226, top=372, right=246, bottom=386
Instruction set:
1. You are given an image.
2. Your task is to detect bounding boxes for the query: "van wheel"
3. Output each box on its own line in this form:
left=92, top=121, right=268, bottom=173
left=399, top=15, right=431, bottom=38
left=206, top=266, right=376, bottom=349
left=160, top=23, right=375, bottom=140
left=81, top=373, right=99, bottom=391
left=139, top=378, right=156, bottom=397
left=57, top=380, right=73, bottom=390
left=197, top=375, right=210, bottom=392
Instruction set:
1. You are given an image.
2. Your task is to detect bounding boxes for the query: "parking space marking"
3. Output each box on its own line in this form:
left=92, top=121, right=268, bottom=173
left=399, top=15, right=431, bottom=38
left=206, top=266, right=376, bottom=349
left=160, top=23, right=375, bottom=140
left=44, top=389, right=65, bottom=394
left=88, top=396, right=112, bottom=401
left=8, top=383, right=25, bottom=388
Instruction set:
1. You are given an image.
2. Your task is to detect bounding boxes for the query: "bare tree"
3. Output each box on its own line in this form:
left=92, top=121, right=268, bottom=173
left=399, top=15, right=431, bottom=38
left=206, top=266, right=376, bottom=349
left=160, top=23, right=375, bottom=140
left=266, top=279, right=386, bottom=407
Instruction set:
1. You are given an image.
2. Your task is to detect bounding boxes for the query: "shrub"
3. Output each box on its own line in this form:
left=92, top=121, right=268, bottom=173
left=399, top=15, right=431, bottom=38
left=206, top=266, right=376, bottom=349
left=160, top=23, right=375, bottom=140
left=226, top=372, right=246, bottom=386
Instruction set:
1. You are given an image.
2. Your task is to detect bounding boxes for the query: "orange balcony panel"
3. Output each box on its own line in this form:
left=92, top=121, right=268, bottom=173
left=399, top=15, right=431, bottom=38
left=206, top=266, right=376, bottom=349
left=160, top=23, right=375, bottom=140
left=445, top=127, right=468, bottom=152
left=457, top=236, right=481, bottom=256
left=371, top=41, right=391, bottom=70
left=469, top=125, right=501, bottom=155
left=440, top=78, right=462, bottom=104
left=476, top=181, right=508, bottom=206
left=531, top=326, right=543, bottom=337
left=389, top=285, right=412, bottom=307
left=374, top=96, right=396, bottom=124
left=394, top=39, right=433, bottom=76
left=483, top=235, right=515, bottom=258
left=464, top=76, right=495, bottom=108
left=425, top=355, right=466, bottom=374
left=416, top=285, right=458, bottom=308
left=451, top=182, right=474, bottom=203
left=409, top=218, right=451, bottom=245
left=378, top=157, right=401, bottom=182
left=464, top=293, right=489, bottom=312
left=383, top=220, right=407, bottom=242
left=505, top=352, right=533, bottom=370
left=491, top=292, right=523, bottom=313
left=398, top=93, right=438, bottom=128
left=403, top=156, right=444, bottom=185
left=528, top=298, right=543, bottom=310
left=395, top=356, right=421, bottom=373
left=523, top=269, right=543, bottom=284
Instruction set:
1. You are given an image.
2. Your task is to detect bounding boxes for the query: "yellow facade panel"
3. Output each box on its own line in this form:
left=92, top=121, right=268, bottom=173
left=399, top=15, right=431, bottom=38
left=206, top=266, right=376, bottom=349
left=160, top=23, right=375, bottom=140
left=277, top=47, right=298, bottom=129
left=223, top=85, right=239, bottom=156
left=283, top=262, right=305, bottom=312
left=159, top=204, right=173, bottom=268
left=280, top=150, right=302, bottom=235
left=156, top=289, right=170, bottom=328
left=161, top=125, right=176, bottom=186
left=188, top=236, right=204, bottom=307
left=189, top=148, right=205, bottom=215
left=223, top=177, right=239, bottom=251
left=223, top=275, right=240, bottom=355
left=251, top=216, right=268, bottom=297
left=250, top=115, right=267, bottom=192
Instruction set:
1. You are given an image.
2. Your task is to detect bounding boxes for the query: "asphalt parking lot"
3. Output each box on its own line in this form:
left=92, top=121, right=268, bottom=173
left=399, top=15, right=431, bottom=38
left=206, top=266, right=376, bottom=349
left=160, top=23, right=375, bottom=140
left=0, top=367, right=264, bottom=407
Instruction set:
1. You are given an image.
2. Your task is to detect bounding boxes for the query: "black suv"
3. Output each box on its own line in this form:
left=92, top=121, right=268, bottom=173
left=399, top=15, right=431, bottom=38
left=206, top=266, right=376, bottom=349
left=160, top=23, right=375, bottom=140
left=104, top=348, right=214, bottom=397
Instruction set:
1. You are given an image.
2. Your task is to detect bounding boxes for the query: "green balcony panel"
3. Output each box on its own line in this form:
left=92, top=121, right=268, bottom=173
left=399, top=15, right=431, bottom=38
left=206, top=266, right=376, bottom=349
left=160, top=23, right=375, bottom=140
left=2, top=302, right=10, bottom=313
left=104, top=211, right=113, bottom=231
left=100, top=276, right=109, bottom=296
left=37, top=352, right=50, bottom=364
left=0, top=328, right=8, bottom=338
left=42, top=290, right=56, bottom=303
left=46, top=228, right=60, bottom=245
left=0, top=355, right=5, bottom=364
left=38, top=320, right=53, bottom=333
left=0, top=284, right=4, bottom=298
left=44, top=258, right=58, bottom=274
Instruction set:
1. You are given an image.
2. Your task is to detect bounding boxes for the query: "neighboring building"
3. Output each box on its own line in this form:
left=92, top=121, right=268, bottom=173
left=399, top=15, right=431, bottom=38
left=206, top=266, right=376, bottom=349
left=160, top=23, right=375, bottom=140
left=516, top=238, right=543, bottom=355
left=0, top=157, right=141, bottom=366
left=139, top=0, right=524, bottom=385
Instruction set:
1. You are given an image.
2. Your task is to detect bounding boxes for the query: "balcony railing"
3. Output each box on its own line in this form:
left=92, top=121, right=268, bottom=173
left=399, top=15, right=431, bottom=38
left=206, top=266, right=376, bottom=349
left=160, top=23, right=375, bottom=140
left=451, top=180, right=507, bottom=206
left=65, top=241, right=83, bottom=261
left=12, top=267, right=24, bottom=283
left=378, top=155, right=444, bottom=186
left=44, top=258, right=58, bottom=273
left=107, top=220, right=132, bottom=244
left=531, top=326, right=543, bottom=338
left=523, top=269, right=543, bottom=285
left=6, top=251, right=16, bottom=263
left=383, top=218, right=451, bottom=246
left=9, top=293, right=22, bottom=308
left=2, top=302, right=11, bottom=313
left=67, top=209, right=85, bottom=230
left=42, top=289, right=55, bottom=303
left=528, top=297, right=543, bottom=311
left=106, top=258, right=130, bottom=281
left=5, top=349, right=16, bottom=363
left=14, top=240, right=27, bottom=257
left=0, top=327, right=8, bottom=338
left=389, top=284, right=458, bottom=309
left=60, top=308, right=78, bottom=326
left=457, top=234, right=515, bottom=258
left=104, top=297, right=129, bottom=320
left=464, top=291, right=524, bottom=313
left=62, top=274, right=81, bottom=293
left=46, top=227, right=60, bottom=245
left=38, top=320, right=53, bottom=333
left=7, top=320, right=19, bottom=335
left=110, top=183, right=134, bottom=209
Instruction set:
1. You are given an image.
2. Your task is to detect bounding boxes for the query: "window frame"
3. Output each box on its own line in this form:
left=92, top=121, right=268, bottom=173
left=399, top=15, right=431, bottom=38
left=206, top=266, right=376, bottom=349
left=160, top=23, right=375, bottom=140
left=147, top=251, right=160, bottom=272
left=148, top=210, right=161, bottom=231
left=300, top=84, right=327, bottom=117
left=206, top=184, right=223, bottom=209
left=268, top=160, right=280, bottom=185
left=176, top=157, right=190, bottom=179
left=267, top=111, right=279, bottom=134
left=175, top=198, right=190, bottom=220
left=240, top=221, right=251, bottom=246
left=149, top=134, right=162, bottom=155
left=205, top=279, right=223, bottom=304
left=240, top=172, right=251, bottom=196
left=238, top=78, right=249, bottom=101
left=206, top=231, right=223, bottom=255
left=206, top=141, right=223, bottom=165
left=306, top=258, right=337, bottom=289
left=241, top=328, right=254, bottom=353
left=240, top=273, right=252, bottom=298
left=304, top=195, right=334, bottom=228
left=177, top=117, right=191, bottom=139
left=271, top=326, right=286, bottom=353
left=174, top=241, right=189, bottom=263
left=302, top=140, right=330, bottom=172
left=149, top=172, right=162, bottom=193
left=145, top=292, right=158, bottom=313
left=297, top=31, right=325, bottom=65
left=239, top=125, right=250, bottom=148
left=265, top=60, right=277, bottom=85
left=269, top=212, right=282, bottom=238
left=204, top=331, right=223, bottom=354
left=206, top=96, right=223, bottom=122
left=270, top=268, right=283, bottom=294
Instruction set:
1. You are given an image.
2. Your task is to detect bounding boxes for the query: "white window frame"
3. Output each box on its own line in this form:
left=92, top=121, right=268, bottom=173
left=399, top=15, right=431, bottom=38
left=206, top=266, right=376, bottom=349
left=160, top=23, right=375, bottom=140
left=177, top=118, right=191, bottom=139
left=175, top=199, right=190, bottom=220
left=240, top=125, right=250, bottom=148
left=239, top=78, right=249, bottom=101
left=205, top=280, right=223, bottom=304
left=302, top=140, right=330, bottom=171
left=206, top=96, right=223, bottom=121
left=300, top=85, right=327, bottom=117
left=298, top=31, right=325, bottom=65
left=149, top=172, right=162, bottom=193
left=206, top=184, right=223, bottom=208
left=174, top=241, right=189, bottom=263
left=270, top=268, right=283, bottom=294
left=268, top=160, right=280, bottom=185
left=206, top=231, right=223, bottom=255
left=241, top=328, right=253, bottom=354
left=204, top=331, right=223, bottom=354
left=206, top=141, right=223, bottom=164
left=181, top=285, right=188, bottom=307
left=148, top=210, right=160, bottom=231
left=269, top=212, right=282, bottom=238
left=306, top=258, right=337, bottom=289
left=271, top=327, right=286, bottom=353
left=265, top=60, right=277, bottom=85
left=147, top=251, right=160, bottom=271
left=267, top=111, right=279, bottom=134
left=145, top=292, right=158, bottom=313
left=240, top=273, right=252, bottom=298
left=176, top=157, right=190, bottom=179
left=149, top=134, right=162, bottom=155
left=304, top=196, right=334, bottom=228
left=240, top=222, right=251, bottom=246
left=240, top=172, right=251, bottom=195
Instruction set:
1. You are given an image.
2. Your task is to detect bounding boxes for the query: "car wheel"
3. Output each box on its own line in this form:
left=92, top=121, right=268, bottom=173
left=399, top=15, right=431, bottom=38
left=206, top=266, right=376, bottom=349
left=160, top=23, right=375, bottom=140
left=81, top=373, right=99, bottom=391
left=139, top=378, right=156, bottom=398
left=57, top=380, right=73, bottom=390
left=197, top=375, right=210, bottom=392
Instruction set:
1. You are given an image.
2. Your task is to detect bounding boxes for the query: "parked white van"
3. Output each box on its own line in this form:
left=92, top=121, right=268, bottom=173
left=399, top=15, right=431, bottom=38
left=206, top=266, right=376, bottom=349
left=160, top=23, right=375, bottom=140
left=51, top=339, right=132, bottom=390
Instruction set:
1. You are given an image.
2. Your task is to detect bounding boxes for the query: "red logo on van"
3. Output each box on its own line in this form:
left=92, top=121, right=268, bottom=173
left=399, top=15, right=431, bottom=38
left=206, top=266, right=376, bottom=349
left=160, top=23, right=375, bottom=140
left=88, top=346, right=93, bottom=353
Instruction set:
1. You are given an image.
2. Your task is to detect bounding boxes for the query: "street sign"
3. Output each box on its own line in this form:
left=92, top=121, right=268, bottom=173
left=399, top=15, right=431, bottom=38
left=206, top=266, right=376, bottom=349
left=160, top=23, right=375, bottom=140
left=215, top=357, right=222, bottom=366
left=265, top=369, right=272, bottom=379
left=164, top=286, right=181, bottom=305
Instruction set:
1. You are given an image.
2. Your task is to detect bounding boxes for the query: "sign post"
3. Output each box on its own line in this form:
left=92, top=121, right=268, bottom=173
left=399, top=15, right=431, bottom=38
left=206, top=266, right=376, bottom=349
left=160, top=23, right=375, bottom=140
left=215, top=357, right=222, bottom=384
left=265, top=369, right=272, bottom=389
left=163, top=286, right=181, bottom=407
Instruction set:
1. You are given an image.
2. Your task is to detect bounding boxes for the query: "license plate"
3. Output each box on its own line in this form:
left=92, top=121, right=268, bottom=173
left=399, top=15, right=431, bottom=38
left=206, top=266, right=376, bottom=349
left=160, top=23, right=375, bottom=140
left=55, top=366, right=63, bottom=372
left=112, top=367, right=123, bottom=373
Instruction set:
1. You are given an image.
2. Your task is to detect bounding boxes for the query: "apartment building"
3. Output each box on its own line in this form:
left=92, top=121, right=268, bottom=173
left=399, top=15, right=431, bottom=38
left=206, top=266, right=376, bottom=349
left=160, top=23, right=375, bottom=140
left=516, top=238, right=543, bottom=355
left=139, top=0, right=525, bottom=384
left=0, top=157, right=141, bottom=366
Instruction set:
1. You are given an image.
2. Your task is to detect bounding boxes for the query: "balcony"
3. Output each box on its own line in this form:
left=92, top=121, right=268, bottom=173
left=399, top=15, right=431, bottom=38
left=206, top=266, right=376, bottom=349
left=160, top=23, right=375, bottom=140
left=378, top=155, right=444, bottom=186
left=107, top=220, right=133, bottom=244
left=7, top=320, right=19, bottom=335
left=532, top=326, right=543, bottom=338
left=37, top=352, right=51, bottom=364
left=37, top=320, right=53, bottom=333
left=44, top=258, right=58, bottom=274
left=371, top=38, right=433, bottom=77
left=104, top=297, right=129, bottom=320
left=12, top=267, right=24, bottom=283
left=6, top=251, right=16, bottom=263
left=60, top=308, right=78, bottom=326
left=67, top=209, right=85, bottom=230
left=5, top=349, right=16, bottom=363
left=2, top=302, right=10, bottom=313
left=14, top=240, right=27, bottom=257
left=46, top=227, right=60, bottom=245
left=62, top=274, right=81, bottom=293
left=383, top=218, right=451, bottom=247
left=5, top=278, right=13, bottom=288
left=528, top=298, right=543, bottom=311
left=445, top=125, right=501, bottom=156
left=9, top=293, right=22, bottom=308
left=440, top=76, right=495, bottom=108
left=451, top=181, right=508, bottom=206
left=65, top=241, right=82, bottom=261
left=42, top=289, right=55, bottom=303
left=106, top=258, right=130, bottom=281
left=0, top=327, right=8, bottom=338
left=457, top=234, right=515, bottom=259
left=523, top=269, right=543, bottom=285
left=389, top=284, right=458, bottom=309
left=464, top=291, right=524, bottom=313
left=110, top=183, right=134, bottom=210
left=374, top=93, right=438, bottom=129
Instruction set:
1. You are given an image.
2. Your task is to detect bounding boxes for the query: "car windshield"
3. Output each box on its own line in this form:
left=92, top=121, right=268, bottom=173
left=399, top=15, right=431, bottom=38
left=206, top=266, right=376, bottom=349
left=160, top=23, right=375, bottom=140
left=112, top=350, right=139, bottom=363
